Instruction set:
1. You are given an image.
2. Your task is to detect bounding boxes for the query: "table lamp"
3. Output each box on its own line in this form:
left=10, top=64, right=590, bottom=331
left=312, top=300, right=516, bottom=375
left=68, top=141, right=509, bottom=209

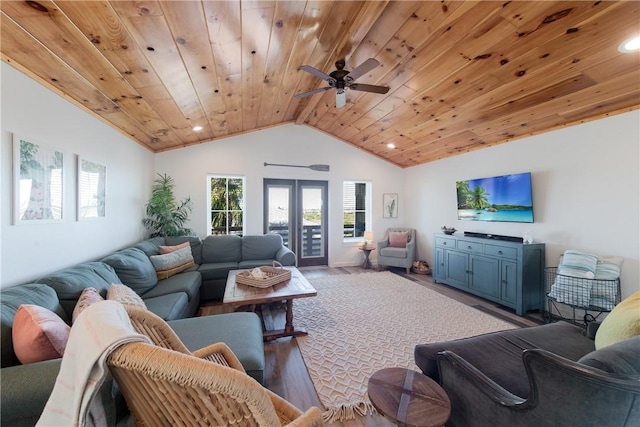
left=363, top=230, right=374, bottom=248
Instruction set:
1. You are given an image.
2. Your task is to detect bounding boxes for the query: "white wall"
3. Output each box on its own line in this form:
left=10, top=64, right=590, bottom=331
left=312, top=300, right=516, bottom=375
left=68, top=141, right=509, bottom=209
left=1, top=63, right=155, bottom=288
left=154, top=123, right=405, bottom=267
left=405, top=110, right=640, bottom=299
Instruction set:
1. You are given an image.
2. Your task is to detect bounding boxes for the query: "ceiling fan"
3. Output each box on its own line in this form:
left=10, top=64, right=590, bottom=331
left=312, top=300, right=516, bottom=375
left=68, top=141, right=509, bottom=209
left=294, top=58, right=389, bottom=108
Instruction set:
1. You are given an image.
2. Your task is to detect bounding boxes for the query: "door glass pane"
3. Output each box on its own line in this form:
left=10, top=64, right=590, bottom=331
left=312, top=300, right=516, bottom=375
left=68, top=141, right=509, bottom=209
left=267, top=186, right=291, bottom=247
left=302, top=187, right=323, bottom=258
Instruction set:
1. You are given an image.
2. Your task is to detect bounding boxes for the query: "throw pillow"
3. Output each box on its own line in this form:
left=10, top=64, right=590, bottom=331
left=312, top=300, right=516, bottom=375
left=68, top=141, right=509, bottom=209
left=158, top=241, right=190, bottom=254
left=558, top=250, right=598, bottom=279
left=389, top=231, right=408, bottom=248
left=578, top=336, right=640, bottom=375
left=107, top=284, right=147, bottom=309
left=72, top=287, right=104, bottom=323
left=149, top=246, right=195, bottom=280
left=595, top=291, right=640, bottom=349
left=12, top=304, right=70, bottom=364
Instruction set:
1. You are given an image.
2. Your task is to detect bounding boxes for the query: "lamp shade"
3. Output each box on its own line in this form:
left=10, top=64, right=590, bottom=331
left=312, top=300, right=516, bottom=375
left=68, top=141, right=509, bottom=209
left=364, top=231, right=374, bottom=242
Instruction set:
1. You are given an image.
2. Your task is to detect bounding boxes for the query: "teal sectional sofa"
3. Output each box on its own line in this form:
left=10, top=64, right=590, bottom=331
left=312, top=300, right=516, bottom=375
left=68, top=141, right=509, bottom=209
left=0, top=233, right=293, bottom=426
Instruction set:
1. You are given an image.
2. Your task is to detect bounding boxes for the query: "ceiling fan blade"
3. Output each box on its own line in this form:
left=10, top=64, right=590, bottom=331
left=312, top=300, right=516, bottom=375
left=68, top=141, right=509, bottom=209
left=299, top=65, right=337, bottom=84
left=344, top=58, right=380, bottom=82
left=348, top=83, right=390, bottom=94
left=336, top=90, right=346, bottom=108
left=294, top=86, right=333, bottom=98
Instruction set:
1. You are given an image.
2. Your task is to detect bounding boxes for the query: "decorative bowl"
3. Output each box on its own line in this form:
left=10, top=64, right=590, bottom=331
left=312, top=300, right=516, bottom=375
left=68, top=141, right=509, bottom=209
left=441, top=227, right=457, bottom=235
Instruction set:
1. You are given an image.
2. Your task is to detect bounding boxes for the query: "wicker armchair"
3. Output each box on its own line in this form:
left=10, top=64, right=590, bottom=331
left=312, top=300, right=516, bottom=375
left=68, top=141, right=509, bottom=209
left=115, top=306, right=323, bottom=426
left=123, top=305, right=242, bottom=368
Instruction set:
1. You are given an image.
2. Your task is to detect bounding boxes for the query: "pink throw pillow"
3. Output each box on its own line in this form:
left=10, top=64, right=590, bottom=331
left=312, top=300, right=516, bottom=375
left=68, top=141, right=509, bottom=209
left=389, top=231, right=409, bottom=248
left=12, top=304, right=70, bottom=364
left=72, top=287, right=104, bottom=323
left=158, top=241, right=190, bottom=254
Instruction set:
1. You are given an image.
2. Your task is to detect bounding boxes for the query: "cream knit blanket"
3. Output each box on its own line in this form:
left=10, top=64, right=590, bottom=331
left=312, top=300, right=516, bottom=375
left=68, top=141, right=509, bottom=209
left=37, top=300, right=150, bottom=427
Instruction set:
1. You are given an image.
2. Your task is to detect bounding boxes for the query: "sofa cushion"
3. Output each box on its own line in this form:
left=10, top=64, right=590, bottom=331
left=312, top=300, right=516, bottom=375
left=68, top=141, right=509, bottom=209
left=133, top=237, right=166, bottom=256
left=1, top=284, right=68, bottom=368
left=414, top=321, right=595, bottom=398
left=168, top=312, right=265, bottom=383
left=198, top=262, right=239, bottom=280
left=107, top=284, right=147, bottom=308
left=595, top=291, right=640, bottom=349
left=141, top=271, right=201, bottom=302
left=578, top=336, right=640, bottom=375
left=72, top=287, right=104, bottom=323
left=143, top=293, right=189, bottom=321
left=149, top=246, right=195, bottom=279
left=239, top=259, right=279, bottom=269
left=379, top=247, right=408, bottom=259
left=241, top=234, right=283, bottom=261
left=36, top=262, right=121, bottom=318
left=165, top=236, right=203, bottom=264
left=202, top=235, right=242, bottom=263
left=12, top=305, right=70, bottom=365
left=101, top=248, right=158, bottom=295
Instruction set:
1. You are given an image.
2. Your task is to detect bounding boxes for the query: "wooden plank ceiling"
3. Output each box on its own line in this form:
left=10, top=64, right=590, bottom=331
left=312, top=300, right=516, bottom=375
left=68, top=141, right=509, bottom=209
left=2, top=1, right=639, bottom=168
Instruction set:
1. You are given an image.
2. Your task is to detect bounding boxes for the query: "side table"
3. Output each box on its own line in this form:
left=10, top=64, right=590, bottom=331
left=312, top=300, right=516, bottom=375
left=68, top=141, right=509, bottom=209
left=359, top=245, right=375, bottom=269
left=368, top=367, right=450, bottom=427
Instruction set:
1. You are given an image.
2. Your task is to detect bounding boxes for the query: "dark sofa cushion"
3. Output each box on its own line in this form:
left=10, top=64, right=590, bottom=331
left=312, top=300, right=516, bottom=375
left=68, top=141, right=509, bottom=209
left=35, top=262, right=121, bottom=318
left=241, top=234, right=282, bottom=261
left=578, top=336, right=640, bottom=375
left=143, top=293, right=189, bottom=321
left=1, top=284, right=68, bottom=368
left=202, top=235, right=242, bottom=263
left=415, top=321, right=595, bottom=398
left=141, top=271, right=201, bottom=302
left=133, top=237, right=166, bottom=256
left=168, top=312, right=265, bottom=383
left=101, top=248, right=157, bottom=295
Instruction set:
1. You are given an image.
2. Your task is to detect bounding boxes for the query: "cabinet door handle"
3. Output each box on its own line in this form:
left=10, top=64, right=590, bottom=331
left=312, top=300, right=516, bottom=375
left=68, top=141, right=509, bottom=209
left=443, top=242, right=447, bottom=245
left=498, top=250, right=503, bottom=255
left=502, top=280, right=508, bottom=284
left=467, top=246, right=472, bottom=250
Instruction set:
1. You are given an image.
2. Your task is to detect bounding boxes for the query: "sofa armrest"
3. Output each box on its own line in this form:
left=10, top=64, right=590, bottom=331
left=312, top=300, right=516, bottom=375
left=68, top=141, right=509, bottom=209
left=275, top=246, right=296, bottom=266
left=437, top=348, right=640, bottom=427
left=1, top=359, right=119, bottom=427
left=377, top=239, right=389, bottom=250
left=1, top=360, right=61, bottom=426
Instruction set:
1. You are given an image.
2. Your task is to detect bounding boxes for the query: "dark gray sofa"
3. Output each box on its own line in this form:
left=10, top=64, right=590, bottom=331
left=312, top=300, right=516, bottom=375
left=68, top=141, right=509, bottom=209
left=0, top=234, right=282, bottom=426
left=414, top=321, right=640, bottom=427
left=135, top=234, right=296, bottom=301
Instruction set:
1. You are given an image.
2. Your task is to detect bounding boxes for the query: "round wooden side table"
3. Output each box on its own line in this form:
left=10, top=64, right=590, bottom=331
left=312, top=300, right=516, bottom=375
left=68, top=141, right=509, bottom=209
left=368, top=367, right=451, bottom=427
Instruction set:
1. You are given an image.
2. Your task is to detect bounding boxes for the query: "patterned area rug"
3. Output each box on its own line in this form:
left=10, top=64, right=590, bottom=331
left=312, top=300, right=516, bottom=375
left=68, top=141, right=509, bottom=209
left=294, top=271, right=517, bottom=423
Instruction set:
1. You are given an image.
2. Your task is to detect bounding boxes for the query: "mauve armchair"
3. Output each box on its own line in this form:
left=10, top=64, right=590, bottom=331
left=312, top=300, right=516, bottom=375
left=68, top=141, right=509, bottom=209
left=376, top=228, right=416, bottom=273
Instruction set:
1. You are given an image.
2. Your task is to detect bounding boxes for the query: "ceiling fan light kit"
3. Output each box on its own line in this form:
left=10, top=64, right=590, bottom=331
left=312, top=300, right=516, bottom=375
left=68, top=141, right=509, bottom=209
left=295, top=58, right=389, bottom=108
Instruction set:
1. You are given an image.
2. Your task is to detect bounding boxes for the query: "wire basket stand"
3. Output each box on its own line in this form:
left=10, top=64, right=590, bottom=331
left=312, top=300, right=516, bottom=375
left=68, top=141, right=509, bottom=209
left=543, top=267, right=621, bottom=327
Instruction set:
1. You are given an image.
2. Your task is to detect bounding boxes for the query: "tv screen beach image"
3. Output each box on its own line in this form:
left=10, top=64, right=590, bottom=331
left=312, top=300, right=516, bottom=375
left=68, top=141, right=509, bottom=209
left=456, top=173, right=533, bottom=223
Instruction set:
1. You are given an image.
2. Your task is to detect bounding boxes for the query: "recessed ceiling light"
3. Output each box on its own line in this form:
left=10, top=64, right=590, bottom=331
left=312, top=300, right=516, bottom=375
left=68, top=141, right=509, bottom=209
left=618, top=35, right=640, bottom=53
left=192, top=125, right=203, bottom=131
left=387, top=143, right=396, bottom=149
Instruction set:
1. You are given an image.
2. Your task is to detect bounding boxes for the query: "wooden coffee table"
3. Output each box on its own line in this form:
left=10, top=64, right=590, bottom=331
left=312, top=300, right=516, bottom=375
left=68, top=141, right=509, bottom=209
left=368, top=368, right=451, bottom=427
left=223, top=267, right=317, bottom=341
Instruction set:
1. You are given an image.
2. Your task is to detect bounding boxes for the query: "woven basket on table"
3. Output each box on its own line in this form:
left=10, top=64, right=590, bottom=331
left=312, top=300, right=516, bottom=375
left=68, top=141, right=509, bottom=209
left=235, top=262, right=291, bottom=288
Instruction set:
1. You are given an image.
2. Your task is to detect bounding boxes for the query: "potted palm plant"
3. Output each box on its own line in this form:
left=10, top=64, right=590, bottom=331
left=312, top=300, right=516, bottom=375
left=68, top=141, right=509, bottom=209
left=142, top=173, right=193, bottom=237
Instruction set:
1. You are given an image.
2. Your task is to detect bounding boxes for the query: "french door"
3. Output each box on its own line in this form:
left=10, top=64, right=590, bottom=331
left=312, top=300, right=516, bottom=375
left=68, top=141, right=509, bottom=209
left=263, top=179, right=328, bottom=266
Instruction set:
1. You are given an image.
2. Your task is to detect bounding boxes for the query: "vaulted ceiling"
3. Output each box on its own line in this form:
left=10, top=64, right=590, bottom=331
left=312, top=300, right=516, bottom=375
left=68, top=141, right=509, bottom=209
left=2, top=1, right=639, bottom=168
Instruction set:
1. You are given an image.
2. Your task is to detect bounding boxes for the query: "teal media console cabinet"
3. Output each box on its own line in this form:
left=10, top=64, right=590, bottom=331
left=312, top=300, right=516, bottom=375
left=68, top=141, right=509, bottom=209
left=433, top=233, right=545, bottom=316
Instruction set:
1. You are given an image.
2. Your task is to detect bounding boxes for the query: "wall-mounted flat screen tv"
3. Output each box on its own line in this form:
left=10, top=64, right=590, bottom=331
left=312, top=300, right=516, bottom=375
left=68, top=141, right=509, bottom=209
left=456, top=172, right=534, bottom=223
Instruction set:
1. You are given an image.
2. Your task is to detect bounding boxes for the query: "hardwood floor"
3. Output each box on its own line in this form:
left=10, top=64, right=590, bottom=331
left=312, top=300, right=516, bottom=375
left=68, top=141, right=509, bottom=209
left=201, top=266, right=543, bottom=426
